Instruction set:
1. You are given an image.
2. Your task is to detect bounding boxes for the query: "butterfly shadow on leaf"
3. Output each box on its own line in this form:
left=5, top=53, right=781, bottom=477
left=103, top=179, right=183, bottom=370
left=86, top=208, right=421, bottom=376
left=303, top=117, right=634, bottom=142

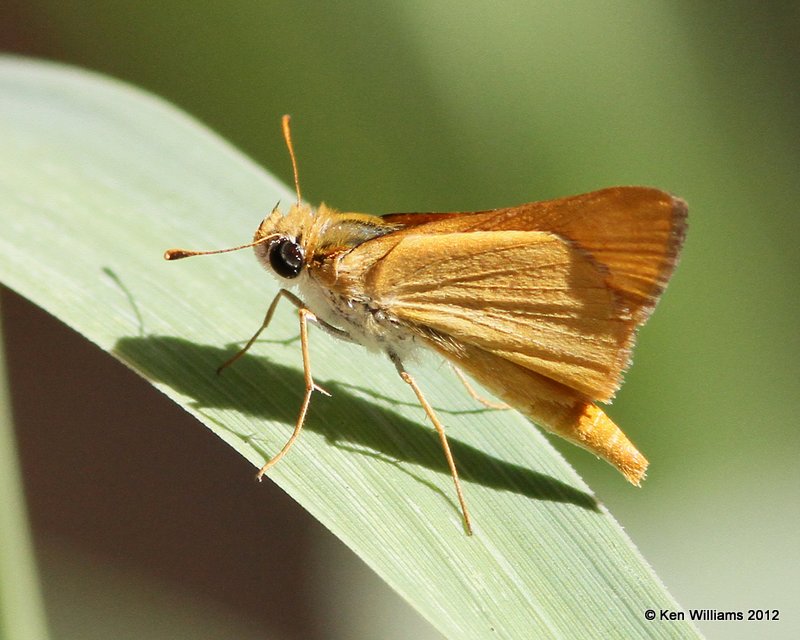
left=113, top=334, right=599, bottom=513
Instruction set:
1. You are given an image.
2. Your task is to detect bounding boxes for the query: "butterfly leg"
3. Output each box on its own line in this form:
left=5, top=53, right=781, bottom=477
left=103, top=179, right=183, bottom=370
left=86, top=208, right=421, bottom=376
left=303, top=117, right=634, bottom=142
left=256, top=306, right=331, bottom=480
left=390, top=353, right=473, bottom=536
left=451, top=365, right=510, bottom=410
left=217, top=288, right=298, bottom=374
left=218, top=288, right=355, bottom=374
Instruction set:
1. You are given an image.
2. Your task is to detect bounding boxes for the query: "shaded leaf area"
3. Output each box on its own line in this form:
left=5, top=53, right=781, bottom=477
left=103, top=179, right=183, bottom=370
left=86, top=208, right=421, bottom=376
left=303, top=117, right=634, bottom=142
left=115, top=334, right=599, bottom=511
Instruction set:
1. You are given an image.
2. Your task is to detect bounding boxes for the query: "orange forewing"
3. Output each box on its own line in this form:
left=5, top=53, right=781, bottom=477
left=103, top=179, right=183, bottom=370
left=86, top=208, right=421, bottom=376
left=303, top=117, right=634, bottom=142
left=382, top=187, right=687, bottom=325
left=363, top=229, right=629, bottom=400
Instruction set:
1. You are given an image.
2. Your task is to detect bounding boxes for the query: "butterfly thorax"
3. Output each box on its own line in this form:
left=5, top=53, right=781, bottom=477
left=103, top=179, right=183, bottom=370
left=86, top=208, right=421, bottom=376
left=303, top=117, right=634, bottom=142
left=253, top=203, right=420, bottom=356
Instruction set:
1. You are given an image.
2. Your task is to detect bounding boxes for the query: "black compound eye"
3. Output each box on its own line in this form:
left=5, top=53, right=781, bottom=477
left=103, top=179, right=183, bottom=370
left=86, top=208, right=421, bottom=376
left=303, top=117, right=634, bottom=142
left=268, top=238, right=304, bottom=279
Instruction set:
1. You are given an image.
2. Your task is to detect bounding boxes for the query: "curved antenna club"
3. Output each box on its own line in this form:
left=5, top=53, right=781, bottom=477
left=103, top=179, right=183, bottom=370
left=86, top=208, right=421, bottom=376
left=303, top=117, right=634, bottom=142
left=282, top=114, right=302, bottom=204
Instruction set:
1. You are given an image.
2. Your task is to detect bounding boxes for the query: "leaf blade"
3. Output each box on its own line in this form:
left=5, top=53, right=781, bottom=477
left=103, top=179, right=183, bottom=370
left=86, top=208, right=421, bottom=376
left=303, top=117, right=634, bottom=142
left=0, top=56, right=702, bottom=640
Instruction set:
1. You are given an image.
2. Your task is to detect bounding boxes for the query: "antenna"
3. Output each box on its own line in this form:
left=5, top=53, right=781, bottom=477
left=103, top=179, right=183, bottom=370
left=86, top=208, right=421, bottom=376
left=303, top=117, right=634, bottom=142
left=282, top=114, right=302, bottom=204
left=164, top=234, right=274, bottom=261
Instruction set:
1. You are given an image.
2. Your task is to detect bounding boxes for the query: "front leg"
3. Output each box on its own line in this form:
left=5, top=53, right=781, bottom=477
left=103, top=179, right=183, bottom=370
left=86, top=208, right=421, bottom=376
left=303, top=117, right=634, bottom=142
left=255, top=306, right=331, bottom=480
left=218, top=288, right=355, bottom=374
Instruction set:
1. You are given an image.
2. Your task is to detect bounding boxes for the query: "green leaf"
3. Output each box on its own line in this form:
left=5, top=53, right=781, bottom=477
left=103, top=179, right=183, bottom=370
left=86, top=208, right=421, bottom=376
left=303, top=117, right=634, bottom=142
left=0, top=303, right=50, bottom=640
left=0, top=56, right=702, bottom=640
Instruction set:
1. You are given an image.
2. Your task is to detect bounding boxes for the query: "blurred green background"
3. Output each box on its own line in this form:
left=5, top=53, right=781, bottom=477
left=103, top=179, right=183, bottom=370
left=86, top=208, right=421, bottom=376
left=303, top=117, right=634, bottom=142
left=1, top=1, right=798, bottom=638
